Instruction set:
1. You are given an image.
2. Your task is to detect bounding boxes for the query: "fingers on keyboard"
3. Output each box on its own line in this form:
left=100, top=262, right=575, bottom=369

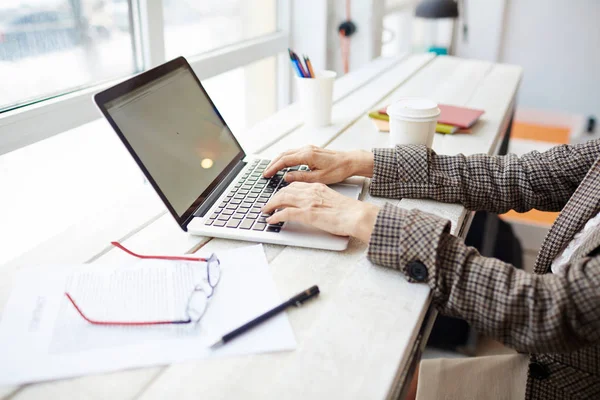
left=208, top=159, right=286, bottom=233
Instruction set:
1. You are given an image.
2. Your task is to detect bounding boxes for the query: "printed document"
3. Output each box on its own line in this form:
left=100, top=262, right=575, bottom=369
left=0, top=245, right=296, bottom=385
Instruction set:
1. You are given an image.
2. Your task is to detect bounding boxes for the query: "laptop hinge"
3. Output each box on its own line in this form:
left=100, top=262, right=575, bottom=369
left=189, top=160, right=246, bottom=221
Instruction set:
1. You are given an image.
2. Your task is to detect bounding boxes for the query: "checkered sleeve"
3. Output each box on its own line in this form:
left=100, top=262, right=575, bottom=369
left=368, top=203, right=600, bottom=353
left=369, top=140, right=600, bottom=213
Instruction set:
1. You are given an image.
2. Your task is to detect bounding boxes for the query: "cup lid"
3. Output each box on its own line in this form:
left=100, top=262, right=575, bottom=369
left=386, top=98, right=441, bottom=120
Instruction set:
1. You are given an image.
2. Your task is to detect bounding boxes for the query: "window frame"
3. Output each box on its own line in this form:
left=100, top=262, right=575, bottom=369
left=0, top=0, right=291, bottom=156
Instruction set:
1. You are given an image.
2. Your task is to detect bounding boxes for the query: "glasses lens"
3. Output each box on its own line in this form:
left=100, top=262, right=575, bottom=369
left=187, top=289, right=208, bottom=323
left=207, top=254, right=221, bottom=288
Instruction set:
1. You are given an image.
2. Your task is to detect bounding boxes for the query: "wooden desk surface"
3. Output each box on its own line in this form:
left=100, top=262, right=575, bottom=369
left=0, top=54, right=522, bottom=400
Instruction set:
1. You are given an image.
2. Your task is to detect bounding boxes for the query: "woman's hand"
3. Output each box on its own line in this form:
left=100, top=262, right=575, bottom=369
left=262, top=182, right=380, bottom=243
left=263, top=145, right=374, bottom=184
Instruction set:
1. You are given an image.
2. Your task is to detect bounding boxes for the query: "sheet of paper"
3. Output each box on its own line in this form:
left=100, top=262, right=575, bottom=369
left=0, top=244, right=296, bottom=385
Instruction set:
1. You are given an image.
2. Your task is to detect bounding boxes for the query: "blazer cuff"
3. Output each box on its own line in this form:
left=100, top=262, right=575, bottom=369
left=367, top=203, right=451, bottom=290
left=370, top=145, right=430, bottom=198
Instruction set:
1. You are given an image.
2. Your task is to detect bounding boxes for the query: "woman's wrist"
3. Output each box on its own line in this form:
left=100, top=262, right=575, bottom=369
left=346, top=150, right=374, bottom=178
left=352, top=202, right=380, bottom=243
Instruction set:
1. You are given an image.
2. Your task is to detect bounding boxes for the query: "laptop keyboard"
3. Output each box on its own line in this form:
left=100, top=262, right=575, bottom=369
left=204, top=159, right=309, bottom=233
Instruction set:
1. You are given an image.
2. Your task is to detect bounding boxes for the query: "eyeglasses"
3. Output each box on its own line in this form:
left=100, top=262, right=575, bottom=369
left=65, top=242, right=221, bottom=326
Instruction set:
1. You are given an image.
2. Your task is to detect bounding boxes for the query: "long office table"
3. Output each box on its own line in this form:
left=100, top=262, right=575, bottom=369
left=0, top=54, right=522, bottom=399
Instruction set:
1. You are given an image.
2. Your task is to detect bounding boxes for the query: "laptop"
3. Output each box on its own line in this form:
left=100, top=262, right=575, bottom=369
left=94, top=57, right=362, bottom=251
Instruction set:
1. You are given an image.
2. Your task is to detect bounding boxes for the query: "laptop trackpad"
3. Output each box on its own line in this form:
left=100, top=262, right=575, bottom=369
left=329, top=182, right=363, bottom=200
left=281, top=182, right=362, bottom=235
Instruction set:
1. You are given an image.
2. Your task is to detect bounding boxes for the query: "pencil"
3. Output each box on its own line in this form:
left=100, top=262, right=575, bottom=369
left=290, top=49, right=308, bottom=78
left=288, top=49, right=304, bottom=77
left=304, top=56, right=316, bottom=79
left=302, top=56, right=311, bottom=78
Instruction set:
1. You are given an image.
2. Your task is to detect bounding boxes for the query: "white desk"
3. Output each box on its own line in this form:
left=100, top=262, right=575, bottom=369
left=0, top=54, right=522, bottom=400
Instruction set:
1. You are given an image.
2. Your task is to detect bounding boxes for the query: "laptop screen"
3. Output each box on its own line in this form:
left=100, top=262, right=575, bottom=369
left=102, top=62, right=244, bottom=221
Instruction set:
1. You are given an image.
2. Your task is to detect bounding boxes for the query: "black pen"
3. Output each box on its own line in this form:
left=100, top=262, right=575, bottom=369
left=210, top=285, right=320, bottom=348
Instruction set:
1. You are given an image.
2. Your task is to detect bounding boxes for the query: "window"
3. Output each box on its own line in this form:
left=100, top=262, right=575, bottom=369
left=0, top=0, right=137, bottom=111
left=0, top=54, right=280, bottom=265
left=0, top=0, right=290, bottom=263
left=163, top=0, right=278, bottom=60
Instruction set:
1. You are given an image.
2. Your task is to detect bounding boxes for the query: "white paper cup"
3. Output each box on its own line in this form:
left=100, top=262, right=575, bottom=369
left=295, top=70, right=337, bottom=128
left=387, top=98, right=441, bottom=148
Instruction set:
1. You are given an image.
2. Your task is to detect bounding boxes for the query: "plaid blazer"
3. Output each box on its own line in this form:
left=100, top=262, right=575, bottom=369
left=366, top=139, right=600, bottom=399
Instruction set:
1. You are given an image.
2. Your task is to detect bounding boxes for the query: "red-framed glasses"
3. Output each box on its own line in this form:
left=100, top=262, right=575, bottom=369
left=65, top=242, right=221, bottom=326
